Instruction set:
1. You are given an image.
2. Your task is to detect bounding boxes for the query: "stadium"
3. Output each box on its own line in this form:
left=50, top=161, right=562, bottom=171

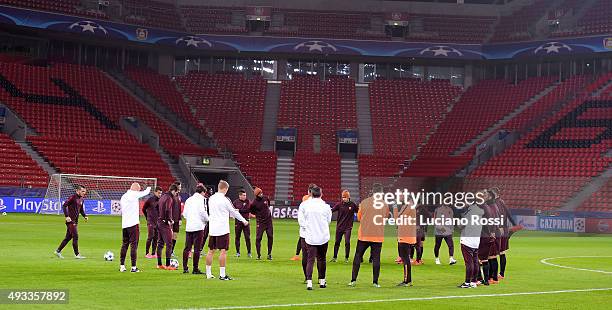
left=0, top=0, right=610, bottom=309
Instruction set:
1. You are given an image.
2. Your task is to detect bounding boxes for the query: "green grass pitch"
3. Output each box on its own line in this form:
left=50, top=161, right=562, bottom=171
left=1, top=214, right=611, bottom=309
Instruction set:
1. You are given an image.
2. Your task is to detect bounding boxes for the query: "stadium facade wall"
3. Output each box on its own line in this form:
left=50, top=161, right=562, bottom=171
left=1, top=5, right=611, bottom=61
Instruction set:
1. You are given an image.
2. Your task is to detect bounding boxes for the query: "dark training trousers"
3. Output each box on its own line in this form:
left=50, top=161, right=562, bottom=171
left=461, top=244, right=479, bottom=283
left=305, top=242, right=328, bottom=281
left=333, top=229, right=352, bottom=259
left=398, top=243, right=414, bottom=283
left=234, top=221, right=251, bottom=255
left=183, top=230, right=204, bottom=271
left=156, top=223, right=173, bottom=266
left=295, top=237, right=302, bottom=255
left=434, top=235, right=454, bottom=258
left=199, top=224, right=209, bottom=253
left=351, top=240, right=383, bottom=284
left=120, top=224, right=139, bottom=266
left=57, top=223, right=79, bottom=255
left=255, top=224, right=273, bottom=257
left=145, top=223, right=158, bottom=255
left=300, top=237, right=308, bottom=279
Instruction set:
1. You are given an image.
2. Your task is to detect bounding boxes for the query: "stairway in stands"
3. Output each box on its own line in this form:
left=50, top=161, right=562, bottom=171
left=355, top=84, right=374, bottom=155
left=261, top=82, right=281, bottom=152
left=340, top=158, right=360, bottom=201
left=274, top=157, right=294, bottom=201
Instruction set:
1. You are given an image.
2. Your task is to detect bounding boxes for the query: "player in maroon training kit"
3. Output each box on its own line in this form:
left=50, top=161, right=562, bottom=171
left=157, top=184, right=178, bottom=270
left=250, top=187, right=273, bottom=260
left=171, top=181, right=182, bottom=256
left=330, top=190, right=358, bottom=263
left=143, top=186, right=163, bottom=258
left=54, top=185, right=88, bottom=259
left=477, top=190, right=501, bottom=285
left=233, top=189, right=252, bottom=258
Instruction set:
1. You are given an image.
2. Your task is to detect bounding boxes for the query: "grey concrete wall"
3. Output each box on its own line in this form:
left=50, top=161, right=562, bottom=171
left=176, top=0, right=511, bottom=16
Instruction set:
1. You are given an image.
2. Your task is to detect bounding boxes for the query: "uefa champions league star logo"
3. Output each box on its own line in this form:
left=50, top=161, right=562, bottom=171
left=574, top=217, right=585, bottom=233
left=294, top=40, right=338, bottom=53
left=0, top=198, right=6, bottom=212
left=175, top=36, right=212, bottom=48
left=69, top=21, right=108, bottom=34
left=419, top=46, right=463, bottom=57
left=111, top=200, right=121, bottom=215
left=534, top=42, right=572, bottom=54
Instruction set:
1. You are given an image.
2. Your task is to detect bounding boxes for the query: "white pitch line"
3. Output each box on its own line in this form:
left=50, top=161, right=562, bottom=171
left=540, top=256, right=612, bottom=275
left=178, top=287, right=612, bottom=310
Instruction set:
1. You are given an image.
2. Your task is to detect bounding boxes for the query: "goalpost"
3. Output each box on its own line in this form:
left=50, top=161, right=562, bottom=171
left=41, top=174, right=157, bottom=215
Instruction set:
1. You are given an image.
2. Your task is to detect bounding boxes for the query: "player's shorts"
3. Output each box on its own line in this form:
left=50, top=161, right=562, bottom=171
left=208, top=233, right=230, bottom=250
left=478, top=237, right=494, bottom=260
left=172, top=222, right=180, bottom=233
left=417, top=230, right=426, bottom=243
left=490, top=238, right=500, bottom=257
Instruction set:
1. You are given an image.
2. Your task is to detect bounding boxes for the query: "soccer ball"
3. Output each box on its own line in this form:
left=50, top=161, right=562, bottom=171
left=1, top=212, right=6, bottom=216
left=169, top=258, right=179, bottom=268
left=104, top=251, right=114, bottom=261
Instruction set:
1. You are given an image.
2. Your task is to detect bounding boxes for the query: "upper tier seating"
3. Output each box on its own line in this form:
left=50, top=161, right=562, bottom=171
left=121, top=0, right=184, bottom=31
left=551, top=0, right=612, bottom=37
left=266, top=9, right=387, bottom=40
left=0, top=0, right=107, bottom=19
left=490, top=0, right=557, bottom=42
left=180, top=6, right=246, bottom=34
left=409, top=14, right=496, bottom=44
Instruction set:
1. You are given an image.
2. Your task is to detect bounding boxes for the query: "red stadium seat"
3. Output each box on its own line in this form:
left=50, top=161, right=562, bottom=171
left=0, top=133, right=48, bottom=188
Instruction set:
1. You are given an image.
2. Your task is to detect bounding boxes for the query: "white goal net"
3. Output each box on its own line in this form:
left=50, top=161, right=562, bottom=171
left=41, top=174, right=157, bottom=215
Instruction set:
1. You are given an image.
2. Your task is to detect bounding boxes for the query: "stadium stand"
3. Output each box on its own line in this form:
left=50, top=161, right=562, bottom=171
left=277, top=75, right=357, bottom=153
left=0, top=61, right=203, bottom=187
left=490, top=0, right=557, bottom=42
left=0, top=0, right=107, bottom=19
left=292, top=152, right=341, bottom=201
left=121, top=0, right=184, bottom=31
left=579, top=178, right=612, bottom=212
left=555, top=0, right=612, bottom=37
left=124, top=66, right=205, bottom=134
left=405, top=77, right=556, bottom=177
left=50, top=63, right=206, bottom=158
left=369, top=78, right=462, bottom=159
left=175, top=72, right=267, bottom=152
left=411, top=14, right=496, bottom=44
left=0, top=133, right=48, bottom=188
left=266, top=9, right=386, bottom=40
left=467, top=75, right=612, bottom=210
left=358, top=155, right=403, bottom=178
left=180, top=5, right=247, bottom=34
left=466, top=74, right=592, bottom=155
left=234, top=152, right=277, bottom=198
